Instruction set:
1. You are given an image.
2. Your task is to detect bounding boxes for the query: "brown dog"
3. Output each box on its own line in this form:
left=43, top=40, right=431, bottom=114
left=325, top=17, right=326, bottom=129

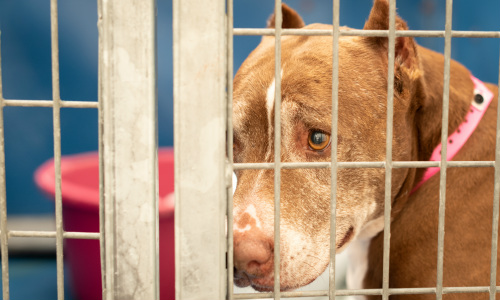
left=232, top=1, right=499, bottom=298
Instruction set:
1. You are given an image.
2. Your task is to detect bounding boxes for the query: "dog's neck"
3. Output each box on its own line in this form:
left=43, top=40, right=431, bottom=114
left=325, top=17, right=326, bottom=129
left=387, top=46, right=476, bottom=214
left=415, top=46, right=474, bottom=164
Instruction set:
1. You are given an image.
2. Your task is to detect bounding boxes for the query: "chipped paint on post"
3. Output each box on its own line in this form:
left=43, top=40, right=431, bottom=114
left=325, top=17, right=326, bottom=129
left=98, top=0, right=159, bottom=299
left=173, top=0, right=227, bottom=298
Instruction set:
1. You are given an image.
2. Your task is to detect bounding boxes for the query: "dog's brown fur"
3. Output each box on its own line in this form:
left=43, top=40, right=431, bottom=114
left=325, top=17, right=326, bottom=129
left=232, top=0, right=499, bottom=298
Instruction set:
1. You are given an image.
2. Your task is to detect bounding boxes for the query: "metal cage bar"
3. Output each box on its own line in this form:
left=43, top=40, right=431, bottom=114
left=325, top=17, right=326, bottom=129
left=173, top=0, right=227, bottom=298
left=328, top=0, right=340, bottom=299
left=436, top=1, right=454, bottom=299
left=233, top=28, right=500, bottom=38
left=98, top=0, right=159, bottom=299
left=273, top=0, right=283, bottom=298
left=7, top=231, right=100, bottom=239
left=97, top=0, right=106, bottom=294
left=0, top=30, right=10, bottom=300
left=381, top=1, right=397, bottom=300
left=49, top=0, right=65, bottom=299
left=233, top=285, right=499, bottom=299
left=3, top=100, right=98, bottom=108
left=227, top=0, right=235, bottom=298
left=488, top=30, right=500, bottom=300
left=233, top=160, right=496, bottom=170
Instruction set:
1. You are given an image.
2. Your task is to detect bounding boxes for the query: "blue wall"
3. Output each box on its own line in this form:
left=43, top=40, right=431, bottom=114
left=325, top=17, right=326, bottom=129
left=0, top=0, right=499, bottom=215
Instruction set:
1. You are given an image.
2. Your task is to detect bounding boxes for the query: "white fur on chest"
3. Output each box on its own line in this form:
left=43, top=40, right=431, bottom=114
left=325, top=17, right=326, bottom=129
left=345, top=216, right=384, bottom=300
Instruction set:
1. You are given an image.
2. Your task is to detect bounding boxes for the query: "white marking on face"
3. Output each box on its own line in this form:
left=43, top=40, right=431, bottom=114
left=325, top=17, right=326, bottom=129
left=235, top=224, right=252, bottom=233
left=265, top=69, right=284, bottom=161
left=232, top=172, right=237, bottom=194
left=234, top=204, right=262, bottom=233
left=265, top=68, right=284, bottom=131
left=245, top=204, right=262, bottom=228
left=266, top=76, right=276, bottom=129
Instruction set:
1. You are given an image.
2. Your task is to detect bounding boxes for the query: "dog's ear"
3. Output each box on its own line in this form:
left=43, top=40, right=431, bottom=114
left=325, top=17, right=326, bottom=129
left=267, top=3, right=305, bottom=29
left=363, top=0, right=418, bottom=73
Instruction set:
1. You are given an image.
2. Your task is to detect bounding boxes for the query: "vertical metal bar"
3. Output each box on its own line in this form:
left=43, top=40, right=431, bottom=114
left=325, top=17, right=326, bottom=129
left=273, top=1, right=283, bottom=299
left=488, top=43, right=500, bottom=300
left=329, top=0, right=340, bottom=299
left=173, top=0, right=227, bottom=298
left=97, top=0, right=106, bottom=297
left=99, top=0, right=159, bottom=299
left=0, top=31, right=10, bottom=300
left=382, top=1, right=397, bottom=299
left=227, top=0, right=235, bottom=298
left=436, top=1, right=453, bottom=299
left=49, top=1, right=65, bottom=299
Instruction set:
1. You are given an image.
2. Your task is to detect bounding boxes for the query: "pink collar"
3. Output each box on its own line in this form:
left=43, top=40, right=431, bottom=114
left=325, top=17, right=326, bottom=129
left=410, top=75, right=494, bottom=194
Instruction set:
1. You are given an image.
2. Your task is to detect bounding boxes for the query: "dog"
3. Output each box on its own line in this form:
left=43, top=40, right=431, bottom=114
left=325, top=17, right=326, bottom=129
left=232, top=1, right=499, bottom=299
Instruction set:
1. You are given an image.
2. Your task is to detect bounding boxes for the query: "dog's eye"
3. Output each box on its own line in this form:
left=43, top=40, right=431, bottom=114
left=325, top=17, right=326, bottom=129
left=308, top=130, right=331, bottom=151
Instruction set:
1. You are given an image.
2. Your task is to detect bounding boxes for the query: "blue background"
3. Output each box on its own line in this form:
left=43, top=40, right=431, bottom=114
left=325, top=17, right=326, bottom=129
left=0, top=0, right=499, bottom=299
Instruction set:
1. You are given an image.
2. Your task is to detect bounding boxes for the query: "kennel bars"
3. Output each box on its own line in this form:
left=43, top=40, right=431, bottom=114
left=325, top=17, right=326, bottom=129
left=0, top=0, right=159, bottom=299
left=173, top=0, right=228, bottom=299
left=99, top=0, right=159, bottom=299
left=0, top=0, right=499, bottom=300
left=175, top=0, right=500, bottom=300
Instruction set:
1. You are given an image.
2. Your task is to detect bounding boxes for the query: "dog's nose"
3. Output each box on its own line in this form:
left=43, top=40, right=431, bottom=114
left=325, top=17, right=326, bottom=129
left=233, top=231, right=273, bottom=277
left=234, top=239, right=271, bottom=270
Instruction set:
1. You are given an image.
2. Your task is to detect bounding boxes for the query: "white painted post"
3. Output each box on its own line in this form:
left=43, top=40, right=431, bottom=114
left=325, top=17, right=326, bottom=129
left=173, top=0, right=227, bottom=298
left=98, top=0, right=159, bottom=299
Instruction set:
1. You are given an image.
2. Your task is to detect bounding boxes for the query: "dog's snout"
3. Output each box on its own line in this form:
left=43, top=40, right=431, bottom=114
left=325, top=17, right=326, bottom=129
left=233, top=227, right=274, bottom=282
left=234, top=237, right=272, bottom=271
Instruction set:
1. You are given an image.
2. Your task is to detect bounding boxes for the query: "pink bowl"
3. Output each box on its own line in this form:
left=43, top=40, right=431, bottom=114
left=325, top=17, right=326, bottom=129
left=34, top=148, right=175, bottom=300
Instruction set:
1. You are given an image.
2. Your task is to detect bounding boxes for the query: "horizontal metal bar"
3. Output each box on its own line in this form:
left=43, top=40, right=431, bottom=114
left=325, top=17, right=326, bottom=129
left=443, top=286, right=491, bottom=294
left=233, top=28, right=500, bottom=38
left=7, top=230, right=100, bottom=239
left=233, top=161, right=384, bottom=170
left=3, top=99, right=98, bottom=108
left=447, top=161, right=495, bottom=167
left=233, top=160, right=494, bottom=170
left=63, top=232, right=100, bottom=239
left=232, top=286, right=498, bottom=299
left=233, top=162, right=327, bottom=170
left=233, top=291, right=328, bottom=299
left=8, top=230, right=56, bottom=238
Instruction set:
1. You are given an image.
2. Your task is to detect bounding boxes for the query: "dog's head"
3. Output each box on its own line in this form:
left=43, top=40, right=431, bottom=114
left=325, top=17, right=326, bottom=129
left=232, top=0, right=425, bottom=291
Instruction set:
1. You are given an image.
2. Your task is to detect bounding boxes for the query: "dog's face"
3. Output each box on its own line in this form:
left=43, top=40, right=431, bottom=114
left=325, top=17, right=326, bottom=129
left=232, top=0, right=424, bottom=292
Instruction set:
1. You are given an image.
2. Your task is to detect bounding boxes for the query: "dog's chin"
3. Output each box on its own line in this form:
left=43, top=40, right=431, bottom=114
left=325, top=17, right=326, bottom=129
left=234, top=273, right=317, bottom=292
left=234, top=275, right=279, bottom=292
left=249, top=282, right=297, bottom=293
left=234, top=276, right=251, bottom=289
left=251, top=283, right=277, bottom=292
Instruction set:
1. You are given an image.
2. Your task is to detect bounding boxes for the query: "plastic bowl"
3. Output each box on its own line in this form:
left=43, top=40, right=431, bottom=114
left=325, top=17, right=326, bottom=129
left=34, top=148, right=175, bottom=300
